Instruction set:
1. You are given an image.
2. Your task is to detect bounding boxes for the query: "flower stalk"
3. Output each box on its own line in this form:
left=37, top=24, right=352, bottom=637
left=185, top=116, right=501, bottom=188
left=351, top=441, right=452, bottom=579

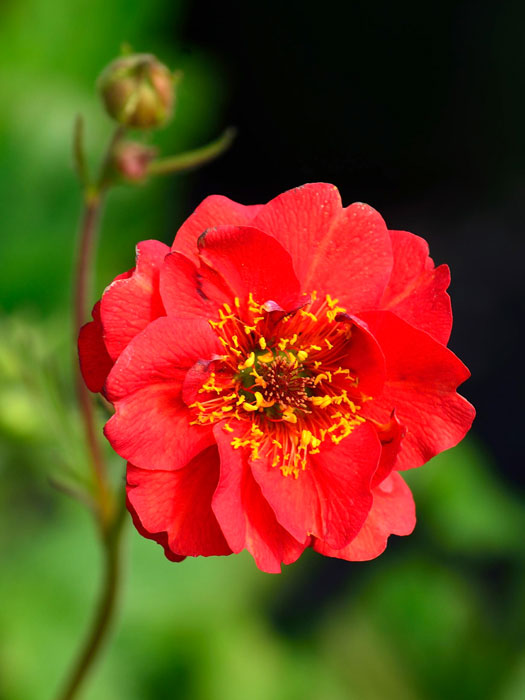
left=73, top=126, right=124, bottom=528
left=147, top=126, right=236, bottom=176
left=58, top=82, right=235, bottom=696
left=56, top=126, right=125, bottom=700
left=56, top=494, right=127, bottom=700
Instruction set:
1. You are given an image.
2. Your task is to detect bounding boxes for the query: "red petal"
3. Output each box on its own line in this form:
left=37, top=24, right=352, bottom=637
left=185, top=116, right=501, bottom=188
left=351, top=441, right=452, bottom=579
left=127, top=448, right=231, bottom=558
left=197, top=225, right=302, bottom=310
left=159, top=251, right=229, bottom=319
left=78, top=301, right=114, bottom=393
left=212, top=424, right=306, bottom=573
left=362, top=310, right=475, bottom=470
left=371, top=410, right=406, bottom=487
left=100, top=240, right=168, bottom=361
left=172, top=195, right=263, bottom=262
left=127, top=505, right=187, bottom=562
left=252, top=183, right=342, bottom=282
left=250, top=421, right=380, bottom=550
left=104, top=317, right=219, bottom=470
left=105, top=316, right=219, bottom=400
left=181, top=358, right=219, bottom=406
left=252, top=184, right=393, bottom=309
left=313, top=472, right=415, bottom=560
left=333, top=314, right=386, bottom=396
left=380, top=230, right=452, bottom=344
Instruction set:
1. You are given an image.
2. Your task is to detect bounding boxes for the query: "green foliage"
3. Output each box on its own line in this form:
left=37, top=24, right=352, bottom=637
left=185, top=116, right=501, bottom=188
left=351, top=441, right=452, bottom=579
left=405, top=441, right=525, bottom=555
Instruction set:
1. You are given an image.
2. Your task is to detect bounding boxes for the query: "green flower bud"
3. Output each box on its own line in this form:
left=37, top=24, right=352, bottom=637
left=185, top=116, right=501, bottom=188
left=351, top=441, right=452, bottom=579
left=98, top=53, right=175, bottom=129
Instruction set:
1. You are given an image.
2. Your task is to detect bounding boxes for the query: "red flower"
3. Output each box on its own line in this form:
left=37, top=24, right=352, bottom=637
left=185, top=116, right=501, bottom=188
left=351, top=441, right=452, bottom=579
left=79, top=183, right=474, bottom=573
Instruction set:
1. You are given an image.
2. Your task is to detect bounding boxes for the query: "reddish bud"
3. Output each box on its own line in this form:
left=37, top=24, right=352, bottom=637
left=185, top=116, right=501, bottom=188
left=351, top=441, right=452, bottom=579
left=113, top=141, right=157, bottom=182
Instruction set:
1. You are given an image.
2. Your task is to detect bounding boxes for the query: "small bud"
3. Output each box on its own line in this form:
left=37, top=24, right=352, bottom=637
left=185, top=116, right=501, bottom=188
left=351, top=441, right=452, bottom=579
left=112, top=141, right=157, bottom=182
left=98, top=53, right=175, bottom=129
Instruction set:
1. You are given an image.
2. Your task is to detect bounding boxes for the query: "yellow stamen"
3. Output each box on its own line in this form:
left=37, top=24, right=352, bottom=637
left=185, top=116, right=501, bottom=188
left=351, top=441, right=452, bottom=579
left=282, top=409, right=298, bottom=424
left=301, top=429, right=313, bottom=447
left=239, top=352, right=255, bottom=369
left=258, top=351, right=274, bottom=363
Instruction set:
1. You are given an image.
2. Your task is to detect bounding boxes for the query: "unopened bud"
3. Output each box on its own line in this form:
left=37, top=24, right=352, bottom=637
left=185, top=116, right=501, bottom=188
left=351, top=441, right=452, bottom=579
left=98, top=53, right=175, bottom=129
left=112, top=141, right=157, bottom=182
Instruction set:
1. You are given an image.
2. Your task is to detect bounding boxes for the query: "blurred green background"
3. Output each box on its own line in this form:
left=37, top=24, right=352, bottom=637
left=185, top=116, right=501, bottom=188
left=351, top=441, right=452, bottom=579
left=1, top=1, right=524, bottom=699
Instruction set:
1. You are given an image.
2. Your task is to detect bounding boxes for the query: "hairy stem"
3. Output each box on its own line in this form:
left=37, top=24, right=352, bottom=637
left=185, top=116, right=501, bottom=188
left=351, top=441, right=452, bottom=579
left=73, top=115, right=89, bottom=187
left=72, top=125, right=125, bottom=522
left=147, top=126, right=236, bottom=176
left=58, top=125, right=127, bottom=700
left=60, top=116, right=230, bottom=700
left=56, top=506, right=126, bottom=700
left=73, top=193, right=111, bottom=522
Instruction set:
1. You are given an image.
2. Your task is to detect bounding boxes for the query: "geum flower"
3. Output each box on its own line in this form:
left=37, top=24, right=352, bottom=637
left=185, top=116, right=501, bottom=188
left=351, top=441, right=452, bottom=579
left=79, top=183, right=474, bottom=573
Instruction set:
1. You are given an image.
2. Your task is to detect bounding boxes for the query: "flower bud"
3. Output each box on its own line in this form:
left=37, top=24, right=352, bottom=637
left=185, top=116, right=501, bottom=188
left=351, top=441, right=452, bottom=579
left=98, top=53, right=175, bottom=129
left=112, top=141, right=157, bottom=182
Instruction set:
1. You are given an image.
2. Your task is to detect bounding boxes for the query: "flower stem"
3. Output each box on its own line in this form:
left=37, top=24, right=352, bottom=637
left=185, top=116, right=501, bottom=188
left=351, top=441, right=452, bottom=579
left=60, top=118, right=232, bottom=700
left=73, top=192, right=111, bottom=523
left=73, top=115, right=89, bottom=187
left=58, top=125, right=127, bottom=700
left=147, top=126, right=236, bottom=176
left=56, top=501, right=127, bottom=700
left=72, top=125, right=124, bottom=524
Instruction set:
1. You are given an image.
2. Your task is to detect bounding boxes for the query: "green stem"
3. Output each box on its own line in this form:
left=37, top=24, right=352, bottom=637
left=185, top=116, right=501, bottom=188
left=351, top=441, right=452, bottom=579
left=58, top=124, right=127, bottom=700
left=147, top=126, right=236, bottom=176
left=60, top=118, right=232, bottom=700
left=73, top=192, right=111, bottom=523
left=56, top=505, right=127, bottom=700
left=72, top=126, right=125, bottom=524
left=73, top=115, right=89, bottom=187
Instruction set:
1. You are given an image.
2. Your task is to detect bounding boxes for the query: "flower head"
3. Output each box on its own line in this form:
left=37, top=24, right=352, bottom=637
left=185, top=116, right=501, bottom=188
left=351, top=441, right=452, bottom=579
left=79, top=183, right=474, bottom=572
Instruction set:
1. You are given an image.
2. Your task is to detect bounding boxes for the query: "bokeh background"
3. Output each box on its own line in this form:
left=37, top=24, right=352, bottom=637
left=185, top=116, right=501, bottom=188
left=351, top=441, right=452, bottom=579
left=1, top=1, right=524, bottom=698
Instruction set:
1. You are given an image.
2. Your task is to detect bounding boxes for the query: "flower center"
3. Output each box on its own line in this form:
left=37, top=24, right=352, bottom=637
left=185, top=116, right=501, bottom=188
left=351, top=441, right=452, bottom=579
left=259, top=353, right=313, bottom=410
left=189, top=293, right=368, bottom=477
left=236, top=348, right=314, bottom=416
